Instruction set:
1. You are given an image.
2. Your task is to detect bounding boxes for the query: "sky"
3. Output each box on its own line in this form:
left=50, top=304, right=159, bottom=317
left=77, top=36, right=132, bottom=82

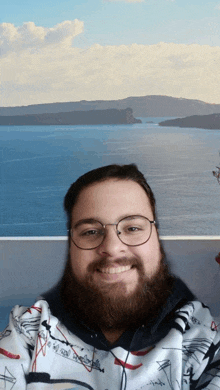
left=1, top=0, right=220, bottom=106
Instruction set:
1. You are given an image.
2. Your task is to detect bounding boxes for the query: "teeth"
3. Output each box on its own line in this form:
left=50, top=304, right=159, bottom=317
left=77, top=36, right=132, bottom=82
left=99, top=265, right=132, bottom=274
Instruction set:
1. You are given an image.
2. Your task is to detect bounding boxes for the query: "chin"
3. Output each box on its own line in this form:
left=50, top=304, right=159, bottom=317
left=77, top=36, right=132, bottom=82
left=61, top=249, right=174, bottom=331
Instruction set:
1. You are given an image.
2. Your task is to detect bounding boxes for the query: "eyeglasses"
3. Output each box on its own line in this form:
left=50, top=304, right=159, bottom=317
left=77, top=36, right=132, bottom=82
left=70, top=215, right=156, bottom=250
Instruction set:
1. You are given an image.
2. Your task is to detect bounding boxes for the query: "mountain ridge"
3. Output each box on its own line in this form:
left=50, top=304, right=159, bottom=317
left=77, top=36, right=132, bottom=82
left=1, top=95, right=220, bottom=118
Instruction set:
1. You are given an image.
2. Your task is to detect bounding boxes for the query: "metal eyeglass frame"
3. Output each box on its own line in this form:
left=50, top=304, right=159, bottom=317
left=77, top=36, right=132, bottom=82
left=70, top=215, right=156, bottom=250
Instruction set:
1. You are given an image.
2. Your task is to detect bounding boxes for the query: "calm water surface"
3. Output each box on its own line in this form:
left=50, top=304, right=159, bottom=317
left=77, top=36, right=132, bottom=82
left=0, top=119, right=219, bottom=236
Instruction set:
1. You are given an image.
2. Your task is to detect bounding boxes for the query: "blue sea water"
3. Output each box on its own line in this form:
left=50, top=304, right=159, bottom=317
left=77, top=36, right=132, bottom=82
left=0, top=119, right=220, bottom=236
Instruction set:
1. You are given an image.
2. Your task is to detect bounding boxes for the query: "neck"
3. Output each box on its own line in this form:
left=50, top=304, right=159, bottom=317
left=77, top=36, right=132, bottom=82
left=102, top=328, right=124, bottom=345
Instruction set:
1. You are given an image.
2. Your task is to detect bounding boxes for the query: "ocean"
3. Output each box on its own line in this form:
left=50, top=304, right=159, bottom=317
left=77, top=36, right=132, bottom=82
left=0, top=118, right=220, bottom=237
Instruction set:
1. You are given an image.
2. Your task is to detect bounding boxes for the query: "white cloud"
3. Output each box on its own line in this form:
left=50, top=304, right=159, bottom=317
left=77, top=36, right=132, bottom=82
left=215, top=4, right=220, bottom=9
left=0, top=20, right=84, bottom=55
left=1, top=21, right=220, bottom=106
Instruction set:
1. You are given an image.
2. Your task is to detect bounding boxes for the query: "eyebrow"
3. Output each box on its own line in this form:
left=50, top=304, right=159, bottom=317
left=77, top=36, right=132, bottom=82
left=72, top=215, right=148, bottom=229
left=73, top=218, right=101, bottom=229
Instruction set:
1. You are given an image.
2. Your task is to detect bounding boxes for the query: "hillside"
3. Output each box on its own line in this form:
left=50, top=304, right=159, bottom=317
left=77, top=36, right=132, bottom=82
left=1, top=96, right=220, bottom=118
left=0, top=108, right=141, bottom=126
left=159, top=113, right=220, bottom=130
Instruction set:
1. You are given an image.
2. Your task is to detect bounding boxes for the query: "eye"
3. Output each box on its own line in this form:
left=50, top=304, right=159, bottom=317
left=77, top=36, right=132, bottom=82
left=81, top=229, right=99, bottom=236
left=80, top=228, right=105, bottom=237
left=126, top=226, right=142, bottom=233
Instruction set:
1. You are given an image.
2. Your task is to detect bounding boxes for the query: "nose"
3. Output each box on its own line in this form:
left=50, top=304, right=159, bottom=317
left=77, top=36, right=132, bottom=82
left=96, top=224, right=127, bottom=257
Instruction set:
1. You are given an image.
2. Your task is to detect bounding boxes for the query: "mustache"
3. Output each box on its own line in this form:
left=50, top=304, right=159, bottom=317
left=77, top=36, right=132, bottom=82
left=87, top=256, right=143, bottom=272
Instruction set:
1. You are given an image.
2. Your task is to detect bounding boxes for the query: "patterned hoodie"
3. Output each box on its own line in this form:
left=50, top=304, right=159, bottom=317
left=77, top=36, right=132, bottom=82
left=0, top=278, right=220, bottom=390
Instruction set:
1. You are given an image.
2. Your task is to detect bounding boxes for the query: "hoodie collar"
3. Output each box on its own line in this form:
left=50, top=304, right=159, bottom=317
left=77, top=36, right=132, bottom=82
left=42, top=277, right=195, bottom=351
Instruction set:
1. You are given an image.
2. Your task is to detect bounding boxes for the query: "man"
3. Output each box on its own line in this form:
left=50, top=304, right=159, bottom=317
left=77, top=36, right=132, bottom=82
left=0, top=164, right=220, bottom=389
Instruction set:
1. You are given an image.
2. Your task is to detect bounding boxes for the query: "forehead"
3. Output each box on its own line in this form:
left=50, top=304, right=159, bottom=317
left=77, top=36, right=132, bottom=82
left=71, top=179, right=153, bottom=222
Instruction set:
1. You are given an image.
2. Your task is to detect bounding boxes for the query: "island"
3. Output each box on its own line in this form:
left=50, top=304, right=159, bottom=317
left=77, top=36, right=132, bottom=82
left=159, top=113, right=220, bottom=130
left=0, top=108, right=141, bottom=126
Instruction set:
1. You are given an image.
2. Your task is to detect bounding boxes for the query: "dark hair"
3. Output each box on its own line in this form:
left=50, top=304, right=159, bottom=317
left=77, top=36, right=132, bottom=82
left=64, top=164, right=156, bottom=231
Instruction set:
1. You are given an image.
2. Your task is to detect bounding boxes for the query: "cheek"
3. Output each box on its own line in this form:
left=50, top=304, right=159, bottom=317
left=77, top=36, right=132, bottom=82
left=133, top=241, right=161, bottom=274
left=69, top=244, right=93, bottom=279
left=69, top=246, right=83, bottom=277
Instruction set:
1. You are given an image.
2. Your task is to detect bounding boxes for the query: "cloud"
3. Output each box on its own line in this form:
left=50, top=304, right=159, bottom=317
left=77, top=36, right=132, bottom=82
left=215, top=4, right=220, bottom=9
left=0, top=20, right=84, bottom=55
left=1, top=21, right=220, bottom=106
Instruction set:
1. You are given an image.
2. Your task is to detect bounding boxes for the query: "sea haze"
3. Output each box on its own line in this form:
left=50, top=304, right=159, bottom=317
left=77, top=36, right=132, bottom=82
left=0, top=119, right=219, bottom=236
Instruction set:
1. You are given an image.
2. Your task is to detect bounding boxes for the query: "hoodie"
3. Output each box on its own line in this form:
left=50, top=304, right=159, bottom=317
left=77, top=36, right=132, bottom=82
left=0, top=278, right=220, bottom=390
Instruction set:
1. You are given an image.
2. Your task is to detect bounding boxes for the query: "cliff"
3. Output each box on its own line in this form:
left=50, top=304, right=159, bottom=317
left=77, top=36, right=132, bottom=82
left=159, top=113, right=220, bottom=130
left=0, top=108, right=141, bottom=126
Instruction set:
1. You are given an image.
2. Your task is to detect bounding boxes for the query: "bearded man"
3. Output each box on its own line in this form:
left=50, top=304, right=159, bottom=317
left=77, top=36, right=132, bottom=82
left=1, top=164, right=220, bottom=390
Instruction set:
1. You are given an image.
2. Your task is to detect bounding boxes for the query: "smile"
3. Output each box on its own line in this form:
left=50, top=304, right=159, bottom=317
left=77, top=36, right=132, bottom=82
left=98, top=265, right=132, bottom=274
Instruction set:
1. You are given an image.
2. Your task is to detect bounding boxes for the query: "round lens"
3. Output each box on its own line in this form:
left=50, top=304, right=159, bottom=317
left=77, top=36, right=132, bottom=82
left=71, top=221, right=104, bottom=249
left=117, top=216, right=152, bottom=246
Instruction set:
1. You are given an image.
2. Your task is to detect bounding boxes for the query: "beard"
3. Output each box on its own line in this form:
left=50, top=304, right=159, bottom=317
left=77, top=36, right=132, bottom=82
left=60, top=241, right=174, bottom=332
